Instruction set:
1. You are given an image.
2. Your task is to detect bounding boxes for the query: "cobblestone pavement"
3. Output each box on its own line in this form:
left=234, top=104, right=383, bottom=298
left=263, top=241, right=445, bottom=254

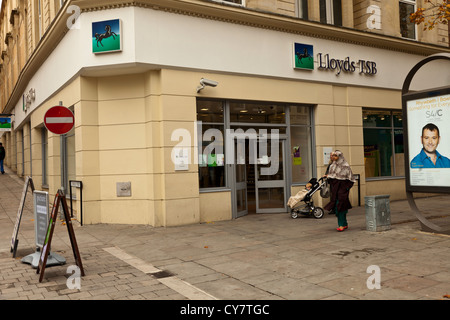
left=1, top=166, right=450, bottom=307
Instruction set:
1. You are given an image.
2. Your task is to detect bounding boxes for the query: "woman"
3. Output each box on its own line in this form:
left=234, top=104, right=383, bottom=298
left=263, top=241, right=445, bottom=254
left=324, top=151, right=355, bottom=232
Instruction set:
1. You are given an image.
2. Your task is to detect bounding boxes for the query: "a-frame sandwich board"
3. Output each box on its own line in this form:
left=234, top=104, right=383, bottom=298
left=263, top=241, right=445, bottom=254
left=37, top=190, right=84, bottom=282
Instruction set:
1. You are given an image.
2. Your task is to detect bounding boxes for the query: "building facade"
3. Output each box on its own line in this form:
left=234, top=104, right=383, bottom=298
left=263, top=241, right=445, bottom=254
left=1, top=0, right=449, bottom=226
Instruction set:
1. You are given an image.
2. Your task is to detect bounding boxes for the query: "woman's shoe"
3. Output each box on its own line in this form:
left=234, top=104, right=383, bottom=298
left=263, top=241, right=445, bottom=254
left=336, top=227, right=345, bottom=232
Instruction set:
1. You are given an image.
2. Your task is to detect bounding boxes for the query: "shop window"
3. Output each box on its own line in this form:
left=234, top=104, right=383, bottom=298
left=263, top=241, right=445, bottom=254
left=320, top=0, right=342, bottom=26
left=197, top=100, right=226, bottom=189
left=290, top=105, right=313, bottom=184
left=363, top=110, right=404, bottom=178
left=230, top=102, right=286, bottom=125
left=399, top=0, right=416, bottom=39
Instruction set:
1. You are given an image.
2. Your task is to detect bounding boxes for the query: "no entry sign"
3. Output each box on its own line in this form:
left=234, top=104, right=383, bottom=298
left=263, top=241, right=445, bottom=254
left=44, top=106, right=74, bottom=135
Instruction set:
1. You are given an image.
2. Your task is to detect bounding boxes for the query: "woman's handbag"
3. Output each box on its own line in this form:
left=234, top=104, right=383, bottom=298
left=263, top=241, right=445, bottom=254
left=320, top=179, right=331, bottom=198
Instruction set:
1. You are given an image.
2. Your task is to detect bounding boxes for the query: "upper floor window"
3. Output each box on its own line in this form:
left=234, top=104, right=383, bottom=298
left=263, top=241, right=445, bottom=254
left=320, top=0, right=342, bottom=26
left=296, top=0, right=309, bottom=20
left=216, top=0, right=244, bottom=5
left=399, top=0, right=416, bottom=39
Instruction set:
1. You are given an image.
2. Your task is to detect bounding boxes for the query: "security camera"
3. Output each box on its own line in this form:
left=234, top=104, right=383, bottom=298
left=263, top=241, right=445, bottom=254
left=197, top=78, right=219, bottom=92
left=200, top=78, right=218, bottom=87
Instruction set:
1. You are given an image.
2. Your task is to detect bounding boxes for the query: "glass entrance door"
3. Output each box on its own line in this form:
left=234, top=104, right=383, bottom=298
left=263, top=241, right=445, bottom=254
left=235, top=161, right=248, bottom=218
left=234, top=138, right=248, bottom=218
left=255, top=139, right=286, bottom=213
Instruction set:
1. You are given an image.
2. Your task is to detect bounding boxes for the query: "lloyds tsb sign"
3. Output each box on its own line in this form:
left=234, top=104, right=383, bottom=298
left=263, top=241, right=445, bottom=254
left=318, top=53, right=377, bottom=75
left=293, top=43, right=377, bottom=76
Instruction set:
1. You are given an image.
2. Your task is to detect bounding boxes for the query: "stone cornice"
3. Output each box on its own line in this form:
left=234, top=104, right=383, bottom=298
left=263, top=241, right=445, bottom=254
left=74, top=0, right=450, bottom=55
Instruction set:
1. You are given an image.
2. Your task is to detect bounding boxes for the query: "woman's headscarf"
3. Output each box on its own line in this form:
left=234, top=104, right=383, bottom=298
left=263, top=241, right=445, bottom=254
left=327, top=150, right=356, bottom=182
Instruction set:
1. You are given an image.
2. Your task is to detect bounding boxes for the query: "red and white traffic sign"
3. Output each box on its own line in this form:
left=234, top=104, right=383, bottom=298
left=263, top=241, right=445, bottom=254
left=44, top=106, right=74, bottom=135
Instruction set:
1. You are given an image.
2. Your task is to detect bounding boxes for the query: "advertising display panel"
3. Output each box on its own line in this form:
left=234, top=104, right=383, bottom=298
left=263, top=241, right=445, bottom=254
left=403, top=87, right=450, bottom=193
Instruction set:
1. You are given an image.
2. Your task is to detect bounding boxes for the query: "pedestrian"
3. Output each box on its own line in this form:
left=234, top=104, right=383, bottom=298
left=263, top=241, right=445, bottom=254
left=324, top=150, right=355, bottom=231
left=0, top=142, right=5, bottom=174
left=324, top=156, right=334, bottom=214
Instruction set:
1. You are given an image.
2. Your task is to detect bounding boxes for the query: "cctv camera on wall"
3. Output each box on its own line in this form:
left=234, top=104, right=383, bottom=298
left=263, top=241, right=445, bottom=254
left=197, top=78, right=219, bottom=93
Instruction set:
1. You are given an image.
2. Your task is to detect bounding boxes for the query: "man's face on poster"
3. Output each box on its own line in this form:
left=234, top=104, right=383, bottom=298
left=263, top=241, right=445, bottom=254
left=421, top=129, right=440, bottom=154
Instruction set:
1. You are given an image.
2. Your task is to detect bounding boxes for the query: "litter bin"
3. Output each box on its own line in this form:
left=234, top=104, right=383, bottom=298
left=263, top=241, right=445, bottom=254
left=364, top=195, right=391, bottom=232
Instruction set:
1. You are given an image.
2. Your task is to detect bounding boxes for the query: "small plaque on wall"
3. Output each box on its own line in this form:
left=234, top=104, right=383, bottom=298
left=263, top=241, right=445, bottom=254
left=174, top=148, right=189, bottom=171
left=117, top=182, right=132, bottom=197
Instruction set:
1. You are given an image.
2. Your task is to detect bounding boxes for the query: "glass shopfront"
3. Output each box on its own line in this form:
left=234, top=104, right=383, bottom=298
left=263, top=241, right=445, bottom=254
left=197, top=99, right=314, bottom=218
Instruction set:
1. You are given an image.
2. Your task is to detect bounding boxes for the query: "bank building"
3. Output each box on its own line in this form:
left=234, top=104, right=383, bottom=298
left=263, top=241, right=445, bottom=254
left=0, top=0, right=449, bottom=226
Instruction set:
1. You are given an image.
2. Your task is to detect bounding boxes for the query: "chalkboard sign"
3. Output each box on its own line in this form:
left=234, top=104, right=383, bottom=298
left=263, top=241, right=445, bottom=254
left=37, top=190, right=84, bottom=282
left=10, top=177, right=35, bottom=258
left=33, top=191, right=49, bottom=248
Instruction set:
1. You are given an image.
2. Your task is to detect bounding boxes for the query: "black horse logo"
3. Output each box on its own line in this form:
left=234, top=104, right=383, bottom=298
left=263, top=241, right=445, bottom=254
left=95, top=25, right=117, bottom=47
left=296, top=48, right=312, bottom=65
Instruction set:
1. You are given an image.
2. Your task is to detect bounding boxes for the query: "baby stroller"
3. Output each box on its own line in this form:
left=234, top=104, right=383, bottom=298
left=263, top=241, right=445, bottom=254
left=288, top=177, right=328, bottom=219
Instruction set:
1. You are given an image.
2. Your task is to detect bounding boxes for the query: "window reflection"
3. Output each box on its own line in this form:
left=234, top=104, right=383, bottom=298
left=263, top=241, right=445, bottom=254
left=363, top=109, right=404, bottom=178
left=230, top=103, right=286, bottom=124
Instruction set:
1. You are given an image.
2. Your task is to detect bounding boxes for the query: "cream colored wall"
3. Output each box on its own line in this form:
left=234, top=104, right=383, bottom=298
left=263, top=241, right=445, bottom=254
left=15, top=129, right=23, bottom=176
left=200, top=191, right=232, bottom=222
left=22, top=123, right=31, bottom=177
left=30, top=125, right=43, bottom=188
left=54, top=71, right=201, bottom=227
left=164, top=68, right=402, bottom=215
left=13, top=67, right=406, bottom=227
left=365, top=178, right=405, bottom=201
left=315, top=85, right=403, bottom=208
left=146, top=71, right=200, bottom=227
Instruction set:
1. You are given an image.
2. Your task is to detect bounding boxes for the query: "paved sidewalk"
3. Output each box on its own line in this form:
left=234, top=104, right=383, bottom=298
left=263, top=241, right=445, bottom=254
left=1, top=166, right=450, bottom=303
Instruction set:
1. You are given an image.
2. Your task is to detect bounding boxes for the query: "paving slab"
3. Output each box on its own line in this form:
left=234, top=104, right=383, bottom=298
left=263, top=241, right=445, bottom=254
left=1, top=166, right=450, bottom=307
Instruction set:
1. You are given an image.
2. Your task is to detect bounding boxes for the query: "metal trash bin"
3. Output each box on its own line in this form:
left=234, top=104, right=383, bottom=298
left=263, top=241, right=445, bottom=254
left=364, top=195, right=391, bottom=232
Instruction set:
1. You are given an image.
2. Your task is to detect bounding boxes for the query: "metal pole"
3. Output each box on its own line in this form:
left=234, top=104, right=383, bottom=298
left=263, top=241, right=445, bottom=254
left=59, top=101, right=66, bottom=219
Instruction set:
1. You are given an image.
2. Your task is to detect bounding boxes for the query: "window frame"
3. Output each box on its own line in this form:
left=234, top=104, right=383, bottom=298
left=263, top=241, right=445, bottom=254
left=289, top=104, right=315, bottom=186
left=197, top=99, right=228, bottom=192
left=197, top=100, right=315, bottom=191
left=296, top=0, right=309, bottom=20
left=320, top=0, right=342, bottom=26
left=211, top=0, right=245, bottom=6
left=399, top=0, right=417, bottom=40
left=363, top=109, right=405, bottom=180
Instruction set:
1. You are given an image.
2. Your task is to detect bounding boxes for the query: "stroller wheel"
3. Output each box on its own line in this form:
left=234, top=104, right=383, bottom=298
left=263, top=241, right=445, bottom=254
left=313, top=207, right=324, bottom=219
left=291, top=210, right=299, bottom=219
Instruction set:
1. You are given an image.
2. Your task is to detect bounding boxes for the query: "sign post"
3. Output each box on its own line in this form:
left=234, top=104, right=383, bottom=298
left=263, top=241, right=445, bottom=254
left=36, top=104, right=84, bottom=282
left=10, top=176, right=34, bottom=258
left=44, top=104, right=74, bottom=196
left=44, top=105, right=75, bottom=135
left=37, top=190, right=84, bottom=282
left=21, top=191, right=66, bottom=268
